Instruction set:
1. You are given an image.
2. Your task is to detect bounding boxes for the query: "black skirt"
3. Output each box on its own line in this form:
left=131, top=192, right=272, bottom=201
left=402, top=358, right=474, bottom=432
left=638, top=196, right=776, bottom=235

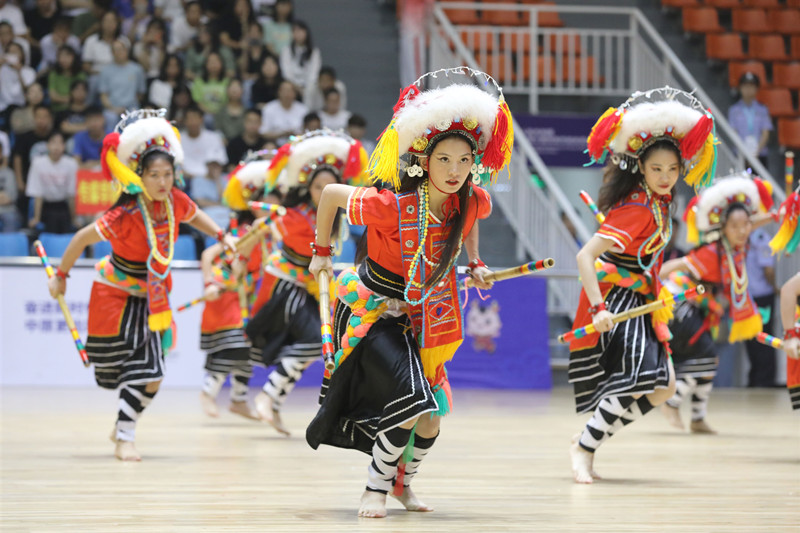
left=306, top=303, right=438, bottom=455
left=245, top=279, right=321, bottom=367
left=568, top=285, right=671, bottom=414
left=668, top=301, right=718, bottom=378
left=201, top=327, right=251, bottom=375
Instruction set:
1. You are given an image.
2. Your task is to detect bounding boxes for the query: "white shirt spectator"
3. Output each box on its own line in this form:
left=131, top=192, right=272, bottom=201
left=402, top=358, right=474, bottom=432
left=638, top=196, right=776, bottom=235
left=304, top=79, right=347, bottom=112
left=0, top=130, right=10, bottom=159
left=279, top=45, right=321, bottom=90
left=39, top=33, right=82, bottom=70
left=0, top=61, right=36, bottom=112
left=25, top=154, right=78, bottom=202
left=168, top=15, right=199, bottom=53
left=259, top=99, right=307, bottom=137
left=320, top=109, right=351, bottom=132
left=82, top=34, right=130, bottom=72
left=180, top=129, right=228, bottom=179
left=0, top=1, right=26, bottom=35
left=154, top=0, right=185, bottom=21
left=147, top=79, right=174, bottom=109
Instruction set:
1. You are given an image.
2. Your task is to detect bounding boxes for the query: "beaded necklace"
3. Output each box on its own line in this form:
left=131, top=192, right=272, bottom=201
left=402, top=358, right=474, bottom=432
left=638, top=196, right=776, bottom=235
left=722, top=238, right=749, bottom=310
left=404, top=179, right=462, bottom=306
left=637, top=183, right=672, bottom=271
left=137, top=195, right=175, bottom=279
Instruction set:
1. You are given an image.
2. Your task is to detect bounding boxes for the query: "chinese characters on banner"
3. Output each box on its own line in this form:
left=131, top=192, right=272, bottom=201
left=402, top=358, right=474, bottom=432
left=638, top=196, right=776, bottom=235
left=75, top=169, right=115, bottom=216
left=23, top=299, right=89, bottom=334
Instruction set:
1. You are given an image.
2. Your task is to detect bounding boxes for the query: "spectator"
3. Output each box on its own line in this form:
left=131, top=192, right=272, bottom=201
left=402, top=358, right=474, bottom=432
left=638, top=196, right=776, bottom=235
left=0, top=41, right=36, bottom=115
left=72, top=106, right=106, bottom=167
left=226, top=108, right=264, bottom=169
left=82, top=10, right=128, bottom=75
left=250, top=0, right=273, bottom=24
left=346, top=114, right=374, bottom=154
left=39, top=19, right=82, bottom=76
left=180, top=105, right=228, bottom=181
left=56, top=79, right=90, bottom=136
left=191, top=51, right=230, bottom=118
left=728, top=72, right=773, bottom=169
left=0, top=129, right=8, bottom=159
left=302, top=111, right=320, bottom=132
left=26, top=130, right=77, bottom=233
left=133, top=17, right=167, bottom=80
left=0, top=18, right=28, bottom=62
left=98, top=39, right=146, bottom=130
left=147, top=53, right=186, bottom=110
left=304, top=65, right=347, bottom=112
left=0, top=144, right=20, bottom=232
left=239, top=21, right=269, bottom=83
left=71, top=0, right=111, bottom=42
left=262, top=0, right=292, bottom=56
left=259, top=79, right=306, bottom=143
left=319, top=88, right=350, bottom=131
left=13, top=105, right=54, bottom=219
left=154, top=0, right=184, bottom=22
left=0, top=0, right=27, bottom=38
left=168, top=0, right=202, bottom=54
left=217, top=0, right=255, bottom=56
left=279, top=20, right=320, bottom=94
left=184, top=22, right=236, bottom=81
left=192, top=155, right=229, bottom=229
left=744, top=227, right=778, bottom=387
left=48, top=45, right=85, bottom=112
left=250, top=53, right=282, bottom=109
left=10, top=82, right=44, bottom=135
left=214, top=79, right=246, bottom=142
left=111, top=0, right=136, bottom=26
left=24, top=0, right=60, bottom=63
left=167, top=84, right=194, bottom=130
left=124, top=0, right=151, bottom=42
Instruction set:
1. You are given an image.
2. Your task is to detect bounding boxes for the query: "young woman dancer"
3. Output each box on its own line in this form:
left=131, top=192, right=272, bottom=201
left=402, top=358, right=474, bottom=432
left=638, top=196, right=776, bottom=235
left=306, top=69, right=513, bottom=518
left=46, top=110, right=234, bottom=461
left=245, top=130, right=369, bottom=436
left=659, top=174, right=775, bottom=433
left=567, top=88, right=719, bottom=483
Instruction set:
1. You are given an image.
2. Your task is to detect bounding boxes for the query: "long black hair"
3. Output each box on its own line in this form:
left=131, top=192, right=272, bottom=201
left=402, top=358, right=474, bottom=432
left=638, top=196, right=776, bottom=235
left=597, top=139, right=682, bottom=214
left=283, top=167, right=341, bottom=238
left=290, top=20, right=313, bottom=66
left=398, top=132, right=474, bottom=289
left=109, top=150, right=176, bottom=210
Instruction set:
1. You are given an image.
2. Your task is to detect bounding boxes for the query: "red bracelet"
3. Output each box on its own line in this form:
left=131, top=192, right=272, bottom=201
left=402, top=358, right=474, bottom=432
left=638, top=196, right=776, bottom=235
left=55, top=267, right=69, bottom=281
left=216, top=230, right=225, bottom=242
left=468, top=259, right=486, bottom=270
left=589, top=302, right=607, bottom=315
left=784, top=327, right=800, bottom=341
left=311, top=242, right=333, bottom=257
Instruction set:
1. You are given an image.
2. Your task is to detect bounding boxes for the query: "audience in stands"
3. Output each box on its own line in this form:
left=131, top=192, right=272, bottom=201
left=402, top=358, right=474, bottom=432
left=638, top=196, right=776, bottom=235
left=180, top=105, right=228, bottom=182
left=98, top=39, right=145, bottom=130
left=279, top=20, right=320, bottom=95
left=72, top=106, right=106, bottom=168
left=147, top=53, right=186, bottom=110
left=226, top=108, right=265, bottom=170
left=47, top=44, right=85, bottom=112
left=263, top=0, right=293, bottom=56
left=70, top=0, right=110, bottom=43
left=250, top=53, right=282, bottom=109
left=124, top=0, right=153, bottom=43
left=154, top=0, right=183, bottom=23
left=10, top=82, right=44, bottom=134
left=38, top=17, right=80, bottom=73
left=239, top=21, right=270, bottom=84
left=346, top=114, right=374, bottom=154
left=0, top=0, right=26, bottom=37
left=303, top=111, right=321, bottom=133
left=56, top=79, right=90, bottom=136
left=185, top=22, right=236, bottom=82
left=191, top=51, right=230, bottom=118
left=214, top=79, right=246, bottom=142
left=0, top=41, right=36, bottom=115
left=0, top=144, right=20, bottom=232
left=12, top=105, right=53, bottom=217
left=304, top=65, right=347, bottom=112
left=81, top=10, right=127, bottom=76
left=192, top=154, right=229, bottom=230
left=728, top=72, right=773, bottom=170
left=216, top=0, right=255, bottom=57
left=132, top=17, right=167, bottom=80
left=168, top=0, right=201, bottom=54
left=167, top=83, right=193, bottom=129
left=25, top=0, right=60, bottom=60
left=26, top=131, right=77, bottom=233
left=319, top=88, right=350, bottom=131
left=259, top=79, right=307, bottom=143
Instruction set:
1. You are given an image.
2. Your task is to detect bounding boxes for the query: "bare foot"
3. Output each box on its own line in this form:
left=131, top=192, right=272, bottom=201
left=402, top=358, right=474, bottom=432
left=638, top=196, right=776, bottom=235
left=229, top=400, right=260, bottom=421
left=200, top=391, right=219, bottom=418
left=391, top=486, right=433, bottom=512
left=255, top=392, right=290, bottom=436
left=570, top=433, right=595, bottom=484
left=690, top=419, right=717, bottom=434
left=660, top=403, right=685, bottom=431
left=114, top=440, right=141, bottom=462
left=358, top=490, right=387, bottom=518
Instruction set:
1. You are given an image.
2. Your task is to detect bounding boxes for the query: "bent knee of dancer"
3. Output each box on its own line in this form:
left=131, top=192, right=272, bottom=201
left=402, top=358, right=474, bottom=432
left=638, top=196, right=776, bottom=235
left=414, top=414, right=441, bottom=438
left=145, top=380, right=162, bottom=394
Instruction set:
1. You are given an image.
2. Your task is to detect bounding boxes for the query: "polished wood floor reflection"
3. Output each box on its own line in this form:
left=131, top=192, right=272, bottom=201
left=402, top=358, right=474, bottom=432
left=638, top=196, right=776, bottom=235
left=1, top=386, right=798, bottom=531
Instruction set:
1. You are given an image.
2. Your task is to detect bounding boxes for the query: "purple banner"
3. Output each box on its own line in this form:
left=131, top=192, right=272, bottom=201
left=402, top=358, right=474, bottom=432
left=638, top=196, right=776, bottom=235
left=516, top=113, right=596, bottom=167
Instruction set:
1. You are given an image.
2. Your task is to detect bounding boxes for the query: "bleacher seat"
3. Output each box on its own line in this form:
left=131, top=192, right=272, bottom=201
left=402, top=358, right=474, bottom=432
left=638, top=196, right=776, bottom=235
left=705, top=0, right=742, bottom=8
left=732, top=9, right=770, bottom=33
left=461, top=29, right=497, bottom=52
left=173, top=235, right=197, bottom=261
left=38, top=233, right=84, bottom=259
left=682, top=7, right=725, bottom=34
left=728, top=60, right=768, bottom=88
left=749, top=34, right=789, bottom=61
left=662, top=0, right=700, bottom=7
left=564, top=56, right=596, bottom=85
left=443, top=8, right=481, bottom=25
left=706, top=33, right=746, bottom=61
left=778, top=118, right=800, bottom=148
left=769, top=10, right=800, bottom=36
left=532, top=3, right=564, bottom=27
left=792, top=36, right=800, bottom=58
left=93, top=240, right=111, bottom=259
left=485, top=8, right=524, bottom=27
left=0, top=233, right=28, bottom=257
left=501, top=32, right=532, bottom=54
left=774, top=63, right=800, bottom=90
left=742, top=0, right=779, bottom=7
left=204, top=236, right=218, bottom=250
left=546, top=33, right=582, bottom=55
left=757, top=88, right=796, bottom=118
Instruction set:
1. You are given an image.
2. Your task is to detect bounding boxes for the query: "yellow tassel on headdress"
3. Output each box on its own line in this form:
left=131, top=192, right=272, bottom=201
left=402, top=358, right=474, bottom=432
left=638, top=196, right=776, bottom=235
left=769, top=217, right=797, bottom=254
left=685, top=207, right=699, bottom=245
left=105, top=148, right=151, bottom=200
left=684, top=133, right=717, bottom=189
left=419, top=341, right=462, bottom=380
left=498, top=98, right=514, bottom=172
left=222, top=176, right=246, bottom=210
left=266, top=159, right=288, bottom=190
left=728, top=313, right=762, bottom=343
left=148, top=309, right=172, bottom=332
left=368, top=120, right=400, bottom=189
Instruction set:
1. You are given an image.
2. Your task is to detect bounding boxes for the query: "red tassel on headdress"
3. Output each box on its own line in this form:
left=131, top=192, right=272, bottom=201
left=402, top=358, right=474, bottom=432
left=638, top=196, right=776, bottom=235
left=343, top=140, right=364, bottom=180
left=754, top=178, right=774, bottom=211
left=683, top=195, right=700, bottom=222
left=586, top=107, right=622, bottom=161
left=100, top=132, right=121, bottom=181
left=268, top=142, right=292, bottom=170
left=680, top=111, right=713, bottom=160
left=482, top=101, right=511, bottom=171
left=392, top=84, right=420, bottom=115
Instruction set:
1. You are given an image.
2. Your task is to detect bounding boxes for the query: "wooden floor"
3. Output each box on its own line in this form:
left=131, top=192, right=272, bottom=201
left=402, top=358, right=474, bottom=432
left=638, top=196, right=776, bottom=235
left=1, top=386, right=798, bottom=531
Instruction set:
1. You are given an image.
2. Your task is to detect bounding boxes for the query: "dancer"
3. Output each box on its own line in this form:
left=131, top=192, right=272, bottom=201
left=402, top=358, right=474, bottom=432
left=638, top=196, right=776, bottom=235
left=779, top=273, right=800, bottom=409
left=659, top=174, right=775, bottom=433
left=306, top=68, right=513, bottom=518
left=568, top=87, right=718, bottom=483
left=198, top=157, right=281, bottom=419
left=46, top=110, right=234, bottom=461
left=246, top=130, right=369, bottom=435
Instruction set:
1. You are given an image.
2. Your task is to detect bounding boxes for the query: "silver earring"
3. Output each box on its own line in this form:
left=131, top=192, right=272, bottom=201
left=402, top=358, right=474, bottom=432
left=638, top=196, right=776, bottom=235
left=407, top=163, right=423, bottom=177
left=471, top=162, right=485, bottom=183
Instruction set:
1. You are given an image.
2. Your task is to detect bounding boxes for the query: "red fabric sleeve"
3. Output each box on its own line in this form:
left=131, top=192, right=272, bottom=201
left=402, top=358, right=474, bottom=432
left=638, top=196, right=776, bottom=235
left=463, top=185, right=493, bottom=238
left=684, top=244, right=722, bottom=283
left=596, top=203, right=653, bottom=252
left=94, top=205, right=130, bottom=242
left=346, top=187, right=398, bottom=227
left=172, top=188, right=198, bottom=223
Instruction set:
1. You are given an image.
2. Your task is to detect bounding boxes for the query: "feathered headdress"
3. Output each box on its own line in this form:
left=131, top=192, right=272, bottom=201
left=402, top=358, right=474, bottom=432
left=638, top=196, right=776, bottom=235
left=369, top=67, right=514, bottom=190
left=770, top=187, right=800, bottom=255
left=683, top=173, right=773, bottom=245
left=586, top=87, right=718, bottom=190
left=100, top=109, right=184, bottom=199
left=266, top=129, right=369, bottom=191
left=223, top=150, right=275, bottom=211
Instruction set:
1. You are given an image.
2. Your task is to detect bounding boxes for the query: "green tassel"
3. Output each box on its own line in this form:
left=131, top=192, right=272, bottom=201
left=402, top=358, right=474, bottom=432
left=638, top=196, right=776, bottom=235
left=161, top=327, right=174, bottom=353
left=401, top=424, right=416, bottom=464
left=432, top=386, right=450, bottom=417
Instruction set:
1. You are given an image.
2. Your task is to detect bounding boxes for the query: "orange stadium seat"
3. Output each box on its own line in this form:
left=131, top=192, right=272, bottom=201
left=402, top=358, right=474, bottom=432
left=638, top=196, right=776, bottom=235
left=545, top=34, right=582, bottom=56
left=732, top=9, right=770, bottom=33
left=757, top=88, right=796, bottom=117
left=564, top=56, right=596, bottom=85
left=778, top=118, right=800, bottom=147
left=662, top=0, right=700, bottom=7
left=749, top=34, right=789, bottom=61
left=774, top=63, right=800, bottom=90
left=499, top=32, right=533, bottom=53
left=706, top=33, right=746, bottom=61
left=530, top=3, right=564, bottom=28
left=460, top=29, right=497, bottom=52
left=443, top=8, right=481, bottom=25
left=742, top=0, right=779, bottom=7
left=485, top=9, right=525, bottom=26
left=682, top=7, right=724, bottom=34
left=792, top=36, right=800, bottom=58
left=788, top=0, right=800, bottom=7
left=768, top=10, right=800, bottom=36
left=728, top=60, right=768, bottom=88
left=705, top=0, right=742, bottom=8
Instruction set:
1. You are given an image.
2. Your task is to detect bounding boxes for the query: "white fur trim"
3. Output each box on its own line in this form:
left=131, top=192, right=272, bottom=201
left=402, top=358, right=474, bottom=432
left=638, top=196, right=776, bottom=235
left=393, top=84, right=500, bottom=153
left=233, top=160, right=271, bottom=190
left=695, top=174, right=760, bottom=232
left=608, top=100, right=704, bottom=158
left=279, top=135, right=353, bottom=189
left=116, top=117, right=184, bottom=165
